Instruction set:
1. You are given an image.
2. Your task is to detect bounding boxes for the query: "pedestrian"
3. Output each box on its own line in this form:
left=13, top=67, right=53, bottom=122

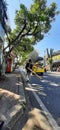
left=25, top=59, right=33, bottom=82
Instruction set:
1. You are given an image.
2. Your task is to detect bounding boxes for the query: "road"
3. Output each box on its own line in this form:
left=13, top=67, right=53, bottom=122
left=26, top=72, right=60, bottom=129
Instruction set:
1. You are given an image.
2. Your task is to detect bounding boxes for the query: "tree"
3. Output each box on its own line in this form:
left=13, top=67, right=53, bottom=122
left=46, top=48, right=54, bottom=71
left=14, top=39, right=34, bottom=64
left=4, top=0, right=59, bottom=60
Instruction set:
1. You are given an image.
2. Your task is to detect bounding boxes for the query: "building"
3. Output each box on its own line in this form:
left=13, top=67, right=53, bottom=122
left=45, top=50, right=60, bottom=71
left=0, top=23, right=5, bottom=75
left=52, top=50, right=60, bottom=71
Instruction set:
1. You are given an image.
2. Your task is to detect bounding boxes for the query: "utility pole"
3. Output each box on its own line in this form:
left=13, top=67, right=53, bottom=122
left=50, top=48, right=54, bottom=71
left=44, top=50, right=46, bottom=67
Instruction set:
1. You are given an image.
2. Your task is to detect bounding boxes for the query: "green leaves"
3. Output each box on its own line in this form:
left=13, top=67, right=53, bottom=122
left=6, top=0, right=59, bottom=63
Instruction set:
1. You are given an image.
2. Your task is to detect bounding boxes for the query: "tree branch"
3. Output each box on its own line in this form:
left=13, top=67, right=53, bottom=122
left=3, top=19, right=27, bottom=51
left=5, top=27, right=32, bottom=56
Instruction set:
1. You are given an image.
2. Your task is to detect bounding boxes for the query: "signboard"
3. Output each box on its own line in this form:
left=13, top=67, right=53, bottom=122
left=52, top=54, right=60, bottom=61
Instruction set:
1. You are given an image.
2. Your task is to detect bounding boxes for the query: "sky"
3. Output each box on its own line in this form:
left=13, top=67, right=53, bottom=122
left=6, top=0, right=60, bottom=56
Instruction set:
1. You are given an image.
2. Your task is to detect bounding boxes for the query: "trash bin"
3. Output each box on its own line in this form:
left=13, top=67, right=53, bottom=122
left=6, top=57, right=12, bottom=73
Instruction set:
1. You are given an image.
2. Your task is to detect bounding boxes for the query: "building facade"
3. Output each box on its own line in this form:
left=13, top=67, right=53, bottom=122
left=0, top=23, right=5, bottom=75
left=44, top=50, right=60, bottom=71
left=52, top=50, right=60, bottom=71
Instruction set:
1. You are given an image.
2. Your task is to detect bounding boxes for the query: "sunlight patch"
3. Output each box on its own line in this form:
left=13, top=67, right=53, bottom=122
left=38, top=91, right=47, bottom=96
left=41, top=80, right=49, bottom=83
left=49, top=82, right=59, bottom=86
left=25, top=87, right=38, bottom=92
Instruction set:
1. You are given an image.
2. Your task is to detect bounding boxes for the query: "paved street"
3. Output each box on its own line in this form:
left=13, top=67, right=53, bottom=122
left=25, top=72, right=60, bottom=130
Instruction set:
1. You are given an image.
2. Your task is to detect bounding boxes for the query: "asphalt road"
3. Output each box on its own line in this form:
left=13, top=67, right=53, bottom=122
left=26, top=72, right=60, bottom=129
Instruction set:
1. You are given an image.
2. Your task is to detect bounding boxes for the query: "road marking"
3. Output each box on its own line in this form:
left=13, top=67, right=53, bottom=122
left=28, top=84, right=60, bottom=130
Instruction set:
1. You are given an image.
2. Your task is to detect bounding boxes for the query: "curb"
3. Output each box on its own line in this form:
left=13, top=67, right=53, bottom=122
left=4, top=104, right=23, bottom=130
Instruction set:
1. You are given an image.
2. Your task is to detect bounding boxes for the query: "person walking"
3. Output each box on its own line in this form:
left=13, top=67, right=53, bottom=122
left=25, top=59, right=33, bottom=82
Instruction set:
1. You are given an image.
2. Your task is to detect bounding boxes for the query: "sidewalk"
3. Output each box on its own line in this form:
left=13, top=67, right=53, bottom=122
left=47, top=71, right=60, bottom=75
left=0, top=72, right=26, bottom=130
